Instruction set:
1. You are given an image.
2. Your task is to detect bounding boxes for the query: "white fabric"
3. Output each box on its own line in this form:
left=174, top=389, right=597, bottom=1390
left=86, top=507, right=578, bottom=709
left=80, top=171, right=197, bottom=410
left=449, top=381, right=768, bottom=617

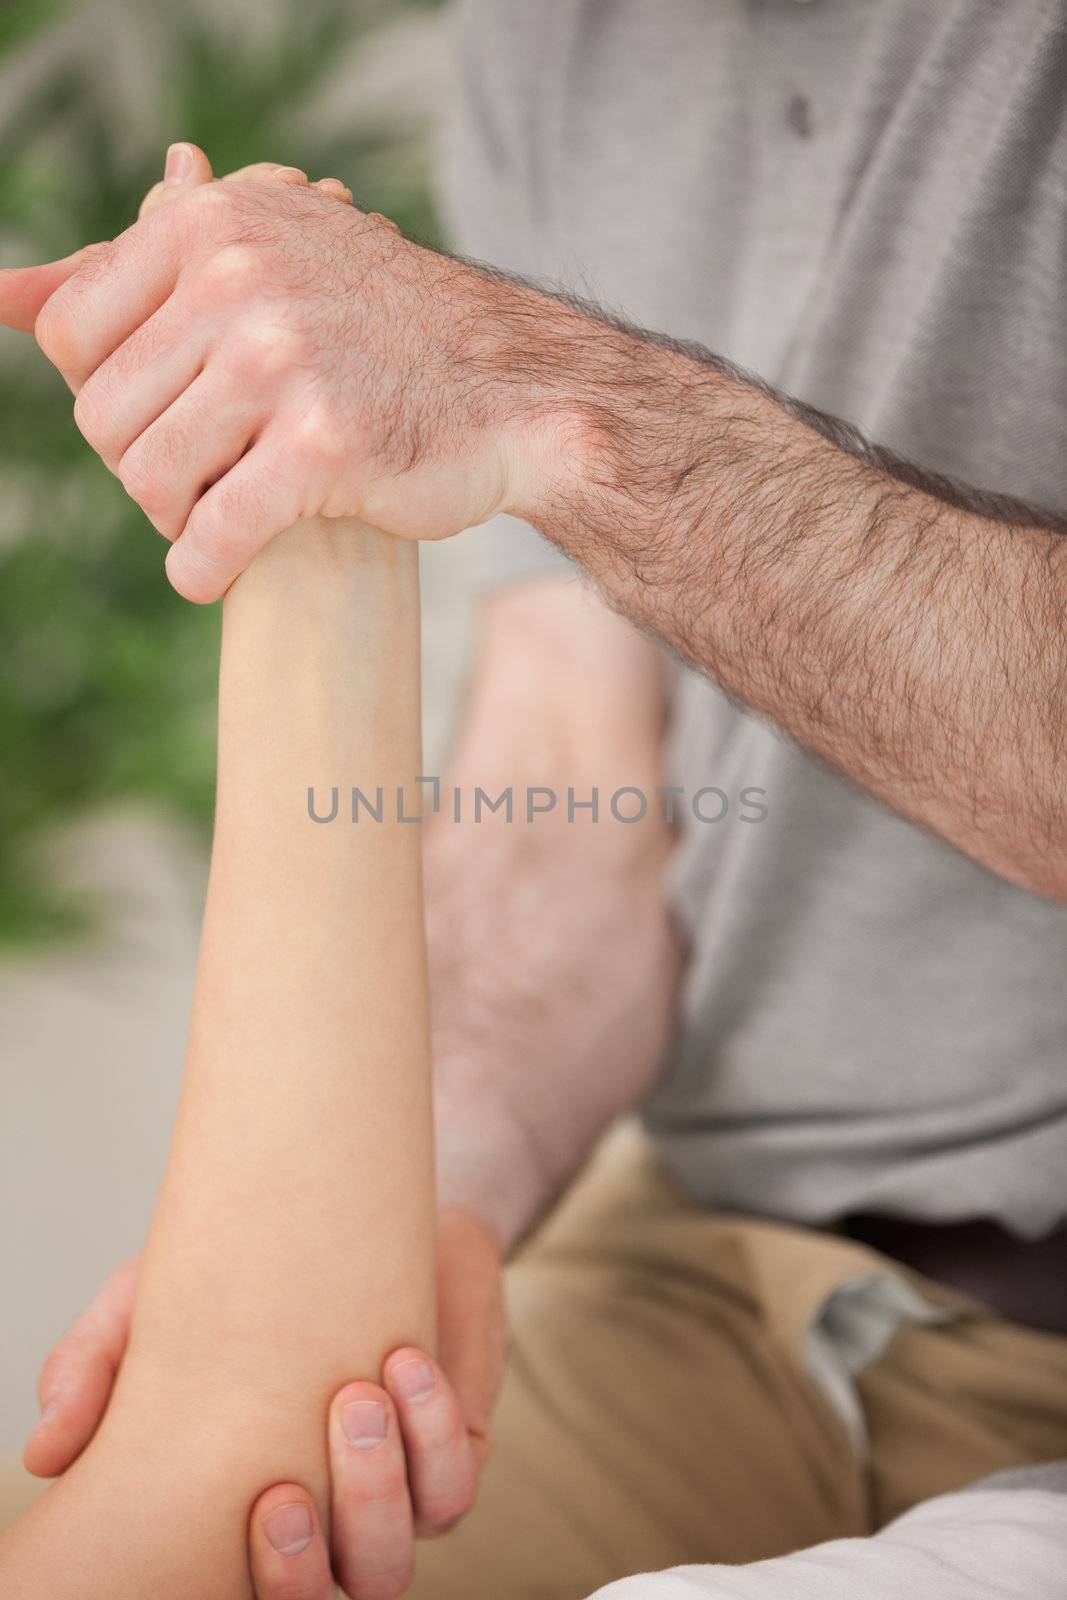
left=587, top=1480, right=1067, bottom=1600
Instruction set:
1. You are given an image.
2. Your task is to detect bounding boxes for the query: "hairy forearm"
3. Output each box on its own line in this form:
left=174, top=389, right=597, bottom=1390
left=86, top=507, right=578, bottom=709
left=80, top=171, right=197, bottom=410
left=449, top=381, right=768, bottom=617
left=427, top=580, right=679, bottom=1255
left=494, top=294, right=1067, bottom=897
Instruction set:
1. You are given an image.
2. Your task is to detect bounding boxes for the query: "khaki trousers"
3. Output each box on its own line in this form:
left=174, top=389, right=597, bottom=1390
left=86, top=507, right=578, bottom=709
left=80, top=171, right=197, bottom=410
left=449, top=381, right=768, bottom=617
left=409, top=1127, right=1067, bottom=1600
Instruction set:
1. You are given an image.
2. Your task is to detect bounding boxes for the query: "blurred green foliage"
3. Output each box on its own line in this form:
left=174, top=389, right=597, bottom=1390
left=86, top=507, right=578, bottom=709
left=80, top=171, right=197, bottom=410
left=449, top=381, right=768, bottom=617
left=0, top=0, right=442, bottom=942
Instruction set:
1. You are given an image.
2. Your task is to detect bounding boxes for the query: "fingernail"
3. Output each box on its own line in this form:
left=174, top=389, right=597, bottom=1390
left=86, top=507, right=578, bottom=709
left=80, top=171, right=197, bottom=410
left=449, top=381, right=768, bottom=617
left=34, top=1401, right=59, bottom=1432
left=164, top=144, right=192, bottom=185
left=341, top=1399, right=388, bottom=1450
left=264, top=1502, right=313, bottom=1557
left=392, top=1357, right=435, bottom=1402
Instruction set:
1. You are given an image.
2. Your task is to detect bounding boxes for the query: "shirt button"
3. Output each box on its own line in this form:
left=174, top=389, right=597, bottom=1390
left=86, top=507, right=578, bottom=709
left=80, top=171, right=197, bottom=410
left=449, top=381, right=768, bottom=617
left=785, top=94, right=815, bottom=138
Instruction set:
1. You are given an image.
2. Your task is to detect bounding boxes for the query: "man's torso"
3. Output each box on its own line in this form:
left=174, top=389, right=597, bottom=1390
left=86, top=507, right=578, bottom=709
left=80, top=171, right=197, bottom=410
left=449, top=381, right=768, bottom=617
left=445, top=0, right=1067, bottom=1239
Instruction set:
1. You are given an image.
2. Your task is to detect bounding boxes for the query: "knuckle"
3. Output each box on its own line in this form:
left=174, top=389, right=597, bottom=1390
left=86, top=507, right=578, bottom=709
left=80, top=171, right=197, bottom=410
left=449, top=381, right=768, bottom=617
left=118, top=452, right=167, bottom=516
left=35, top=241, right=115, bottom=362
left=34, top=299, right=70, bottom=365
left=144, top=419, right=187, bottom=479
left=210, top=469, right=257, bottom=532
left=425, top=1482, right=475, bottom=1533
left=290, top=397, right=347, bottom=467
left=356, top=1455, right=410, bottom=1504
left=413, top=1397, right=468, bottom=1454
left=228, top=320, right=302, bottom=387
left=166, top=536, right=222, bottom=602
left=185, top=180, right=240, bottom=221
left=197, top=242, right=263, bottom=303
left=72, top=383, right=113, bottom=454
left=181, top=488, right=244, bottom=570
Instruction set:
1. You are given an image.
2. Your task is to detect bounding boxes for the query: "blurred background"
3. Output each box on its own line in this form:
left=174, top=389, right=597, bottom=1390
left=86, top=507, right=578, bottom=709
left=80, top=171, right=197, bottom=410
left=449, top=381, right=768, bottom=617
left=0, top=0, right=479, bottom=1499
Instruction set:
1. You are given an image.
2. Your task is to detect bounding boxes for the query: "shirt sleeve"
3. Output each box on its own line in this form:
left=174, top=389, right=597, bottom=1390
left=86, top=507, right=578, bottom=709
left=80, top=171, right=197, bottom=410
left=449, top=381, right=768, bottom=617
left=435, top=0, right=575, bottom=590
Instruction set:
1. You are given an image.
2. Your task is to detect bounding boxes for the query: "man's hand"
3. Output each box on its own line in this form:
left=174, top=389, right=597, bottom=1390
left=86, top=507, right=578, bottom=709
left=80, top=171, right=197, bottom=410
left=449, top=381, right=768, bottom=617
left=0, top=140, right=575, bottom=602
left=24, top=1208, right=503, bottom=1600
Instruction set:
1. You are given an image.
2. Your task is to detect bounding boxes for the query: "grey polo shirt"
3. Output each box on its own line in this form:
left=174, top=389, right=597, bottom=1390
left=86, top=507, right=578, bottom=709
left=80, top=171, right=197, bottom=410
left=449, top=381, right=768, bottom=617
left=438, top=0, right=1067, bottom=1241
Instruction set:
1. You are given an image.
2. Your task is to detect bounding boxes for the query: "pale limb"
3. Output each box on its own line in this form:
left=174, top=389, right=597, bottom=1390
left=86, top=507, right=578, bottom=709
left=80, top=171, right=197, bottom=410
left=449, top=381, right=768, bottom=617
left=0, top=518, right=435, bottom=1597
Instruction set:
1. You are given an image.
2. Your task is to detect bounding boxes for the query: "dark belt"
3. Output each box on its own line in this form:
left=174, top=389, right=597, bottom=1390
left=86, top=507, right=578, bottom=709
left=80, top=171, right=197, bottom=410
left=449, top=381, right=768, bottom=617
left=840, top=1213, right=1067, bottom=1337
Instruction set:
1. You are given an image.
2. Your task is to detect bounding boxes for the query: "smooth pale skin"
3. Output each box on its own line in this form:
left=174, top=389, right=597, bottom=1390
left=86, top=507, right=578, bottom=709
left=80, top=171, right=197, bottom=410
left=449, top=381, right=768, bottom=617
left=0, top=519, right=436, bottom=1598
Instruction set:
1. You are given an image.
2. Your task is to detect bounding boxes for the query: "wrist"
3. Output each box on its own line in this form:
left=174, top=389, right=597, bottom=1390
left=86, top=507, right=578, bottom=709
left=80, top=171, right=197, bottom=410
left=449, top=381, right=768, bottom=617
left=499, top=294, right=727, bottom=577
left=489, top=281, right=636, bottom=534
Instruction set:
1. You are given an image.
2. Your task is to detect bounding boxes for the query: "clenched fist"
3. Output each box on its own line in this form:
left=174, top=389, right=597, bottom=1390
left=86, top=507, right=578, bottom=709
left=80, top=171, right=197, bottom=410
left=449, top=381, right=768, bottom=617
left=0, top=142, right=579, bottom=601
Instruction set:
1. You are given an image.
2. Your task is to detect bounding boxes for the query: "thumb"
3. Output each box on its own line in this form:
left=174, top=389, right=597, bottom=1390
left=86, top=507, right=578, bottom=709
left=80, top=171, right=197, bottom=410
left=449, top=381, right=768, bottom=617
left=138, top=140, right=215, bottom=220
left=0, top=246, right=96, bottom=334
